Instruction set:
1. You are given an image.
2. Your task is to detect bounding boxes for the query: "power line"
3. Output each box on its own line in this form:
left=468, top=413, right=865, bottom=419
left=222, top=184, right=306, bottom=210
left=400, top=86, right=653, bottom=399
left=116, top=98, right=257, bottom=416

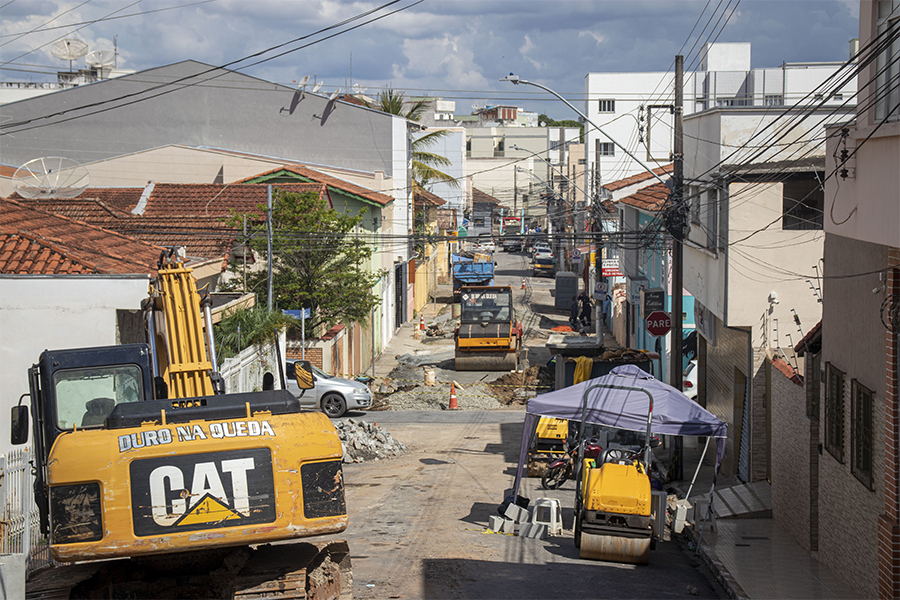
left=0, top=0, right=418, bottom=135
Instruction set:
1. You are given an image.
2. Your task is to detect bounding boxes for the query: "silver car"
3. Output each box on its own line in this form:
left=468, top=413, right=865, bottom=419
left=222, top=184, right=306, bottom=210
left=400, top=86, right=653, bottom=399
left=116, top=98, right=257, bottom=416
left=285, top=360, right=373, bottom=418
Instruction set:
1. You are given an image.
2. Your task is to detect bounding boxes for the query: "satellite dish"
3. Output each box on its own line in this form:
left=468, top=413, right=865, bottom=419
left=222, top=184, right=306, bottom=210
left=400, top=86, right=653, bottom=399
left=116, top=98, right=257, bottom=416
left=85, top=49, right=115, bottom=68
left=312, top=81, right=323, bottom=93
left=296, top=75, right=309, bottom=89
left=13, top=157, right=90, bottom=200
left=51, top=39, right=88, bottom=71
left=328, top=89, right=339, bottom=101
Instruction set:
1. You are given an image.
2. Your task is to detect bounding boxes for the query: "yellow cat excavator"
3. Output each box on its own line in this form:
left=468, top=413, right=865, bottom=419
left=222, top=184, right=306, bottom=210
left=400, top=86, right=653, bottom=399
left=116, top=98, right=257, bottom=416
left=13, top=252, right=351, bottom=599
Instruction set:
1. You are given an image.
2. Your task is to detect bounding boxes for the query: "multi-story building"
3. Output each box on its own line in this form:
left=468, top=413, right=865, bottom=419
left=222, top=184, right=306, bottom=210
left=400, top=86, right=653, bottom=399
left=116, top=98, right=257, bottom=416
left=583, top=42, right=858, bottom=197
left=815, top=1, right=900, bottom=597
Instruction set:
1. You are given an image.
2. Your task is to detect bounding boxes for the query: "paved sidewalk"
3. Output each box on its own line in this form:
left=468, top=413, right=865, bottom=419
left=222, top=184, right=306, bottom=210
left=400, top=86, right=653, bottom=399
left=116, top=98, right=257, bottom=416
left=674, top=442, right=862, bottom=599
left=694, top=519, right=860, bottom=599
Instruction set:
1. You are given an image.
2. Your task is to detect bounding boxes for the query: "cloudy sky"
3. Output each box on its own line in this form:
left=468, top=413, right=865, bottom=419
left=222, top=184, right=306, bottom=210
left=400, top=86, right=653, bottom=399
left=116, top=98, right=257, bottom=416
left=1, top=0, right=860, bottom=118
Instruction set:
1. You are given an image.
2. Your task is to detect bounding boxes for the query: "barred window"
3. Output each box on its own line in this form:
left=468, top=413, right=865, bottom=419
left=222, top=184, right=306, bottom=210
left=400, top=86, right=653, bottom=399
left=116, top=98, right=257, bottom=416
left=824, top=363, right=845, bottom=462
left=851, top=380, right=875, bottom=490
left=598, top=99, right=615, bottom=113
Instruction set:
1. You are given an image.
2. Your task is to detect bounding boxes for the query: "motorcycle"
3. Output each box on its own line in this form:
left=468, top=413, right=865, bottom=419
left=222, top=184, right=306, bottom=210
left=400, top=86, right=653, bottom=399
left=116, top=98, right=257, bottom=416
left=540, top=439, right=604, bottom=490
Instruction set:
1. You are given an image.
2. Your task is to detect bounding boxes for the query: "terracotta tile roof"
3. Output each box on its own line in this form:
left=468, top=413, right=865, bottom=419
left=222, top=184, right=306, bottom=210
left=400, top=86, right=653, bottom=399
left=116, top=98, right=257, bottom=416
left=771, top=357, right=804, bottom=385
left=603, top=164, right=673, bottom=192
left=10, top=183, right=331, bottom=261
left=236, top=165, right=393, bottom=207
left=472, top=187, right=501, bottom=205
left=0, top=198, right=161, bottom=274
left=617, top=182, right=670, bottom=212
left=414, top=188, right=446, bottom=207
left=0, top=164, right=17, bottom=178
left=795, top=319, right=822, bottom=356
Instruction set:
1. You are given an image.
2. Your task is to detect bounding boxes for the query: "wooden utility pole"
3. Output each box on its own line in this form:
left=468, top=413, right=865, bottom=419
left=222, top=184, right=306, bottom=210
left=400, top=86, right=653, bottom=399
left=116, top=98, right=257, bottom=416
left=672, top=55, right=685, bottom=480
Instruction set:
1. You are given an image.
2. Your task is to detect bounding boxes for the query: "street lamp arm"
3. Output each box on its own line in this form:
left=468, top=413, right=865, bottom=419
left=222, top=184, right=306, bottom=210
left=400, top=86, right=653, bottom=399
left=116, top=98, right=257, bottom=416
left=501, top=74, right=668, bottom=187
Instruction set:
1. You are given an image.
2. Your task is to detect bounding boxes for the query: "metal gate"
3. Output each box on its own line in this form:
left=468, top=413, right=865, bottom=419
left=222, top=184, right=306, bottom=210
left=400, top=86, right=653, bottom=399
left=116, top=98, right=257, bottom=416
left=1, top=447, right=52, bottom=577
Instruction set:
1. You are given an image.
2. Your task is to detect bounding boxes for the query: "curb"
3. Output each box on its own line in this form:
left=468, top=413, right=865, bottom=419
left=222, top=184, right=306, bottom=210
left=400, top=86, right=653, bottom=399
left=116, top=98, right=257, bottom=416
left=686, top=526, right=750, bottom=600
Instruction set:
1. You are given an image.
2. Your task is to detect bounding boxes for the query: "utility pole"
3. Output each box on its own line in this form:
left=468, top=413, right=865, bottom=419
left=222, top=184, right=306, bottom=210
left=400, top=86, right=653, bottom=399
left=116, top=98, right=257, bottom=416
left=267, top=184, right=274, bottom=312
left=513, top=167, right=518, bottom=216
left=671, top=55, right=685, bottom=481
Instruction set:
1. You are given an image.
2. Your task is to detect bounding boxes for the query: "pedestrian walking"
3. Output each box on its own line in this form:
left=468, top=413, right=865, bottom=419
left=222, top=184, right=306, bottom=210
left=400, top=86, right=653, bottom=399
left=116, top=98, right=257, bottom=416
left=578, top=291, right=592, bottom=327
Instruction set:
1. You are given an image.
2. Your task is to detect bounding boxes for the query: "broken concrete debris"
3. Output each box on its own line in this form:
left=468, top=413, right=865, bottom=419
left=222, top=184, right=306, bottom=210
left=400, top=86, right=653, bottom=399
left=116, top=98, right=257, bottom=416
left=335, top=419, right=407, bottom=463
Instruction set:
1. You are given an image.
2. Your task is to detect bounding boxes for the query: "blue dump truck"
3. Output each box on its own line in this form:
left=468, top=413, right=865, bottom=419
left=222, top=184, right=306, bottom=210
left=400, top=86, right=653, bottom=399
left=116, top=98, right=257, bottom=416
left=452, top=253, right=494, bottom=298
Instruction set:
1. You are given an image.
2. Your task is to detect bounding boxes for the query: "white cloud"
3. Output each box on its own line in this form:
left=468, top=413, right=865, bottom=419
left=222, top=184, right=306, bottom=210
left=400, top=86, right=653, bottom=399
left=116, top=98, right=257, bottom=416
left=519, top=34, right=535, bottom=55
left=578, top=31, right=607, bottom=46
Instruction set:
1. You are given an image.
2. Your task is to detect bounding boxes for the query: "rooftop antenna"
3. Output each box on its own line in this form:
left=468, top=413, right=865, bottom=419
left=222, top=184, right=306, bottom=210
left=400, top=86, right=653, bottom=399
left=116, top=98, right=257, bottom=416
left=50, top=39, right=88, bottom=72
left=13, top=157, right=90, bottom=199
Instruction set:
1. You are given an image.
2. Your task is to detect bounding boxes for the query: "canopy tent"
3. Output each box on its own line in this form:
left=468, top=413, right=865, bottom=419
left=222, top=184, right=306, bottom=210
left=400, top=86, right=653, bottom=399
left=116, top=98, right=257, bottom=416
left=512, top=364, right=728, bottom=499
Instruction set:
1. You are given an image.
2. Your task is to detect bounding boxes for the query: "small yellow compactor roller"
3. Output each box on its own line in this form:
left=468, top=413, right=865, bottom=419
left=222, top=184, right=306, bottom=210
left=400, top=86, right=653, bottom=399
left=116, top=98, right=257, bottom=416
left=573, top=402, right=660, bottom=565
left=575, top=449, right=654, bottom=564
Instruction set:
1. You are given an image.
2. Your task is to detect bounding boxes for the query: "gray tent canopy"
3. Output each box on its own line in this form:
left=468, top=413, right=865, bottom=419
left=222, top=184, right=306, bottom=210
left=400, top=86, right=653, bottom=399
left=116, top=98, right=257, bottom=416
left=512, top=364, right=727, bottom=499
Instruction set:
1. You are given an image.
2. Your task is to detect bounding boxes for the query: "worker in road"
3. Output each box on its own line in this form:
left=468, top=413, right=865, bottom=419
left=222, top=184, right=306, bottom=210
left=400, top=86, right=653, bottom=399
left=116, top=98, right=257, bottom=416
left=578, top=291, right=592, bottom=328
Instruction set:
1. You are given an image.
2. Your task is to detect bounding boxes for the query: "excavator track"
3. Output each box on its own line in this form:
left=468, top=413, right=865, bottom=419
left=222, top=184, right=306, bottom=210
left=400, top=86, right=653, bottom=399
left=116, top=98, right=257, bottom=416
left=26, top=541, right=352, bottom=600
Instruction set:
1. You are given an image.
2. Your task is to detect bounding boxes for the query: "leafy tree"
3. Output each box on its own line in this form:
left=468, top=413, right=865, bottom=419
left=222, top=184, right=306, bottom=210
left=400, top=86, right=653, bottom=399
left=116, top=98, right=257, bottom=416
left=229, top=189, right=383, bottom=333
left=214, top=306, right=298, bottom=363
left=538, top=114, right=584, bottom=142
left=369, top=88, right=459, bottom=189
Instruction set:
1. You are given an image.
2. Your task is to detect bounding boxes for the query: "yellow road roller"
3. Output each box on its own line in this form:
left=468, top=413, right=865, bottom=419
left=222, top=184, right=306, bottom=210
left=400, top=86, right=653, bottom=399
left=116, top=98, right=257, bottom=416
left=455, top=285, right=522, bottom=371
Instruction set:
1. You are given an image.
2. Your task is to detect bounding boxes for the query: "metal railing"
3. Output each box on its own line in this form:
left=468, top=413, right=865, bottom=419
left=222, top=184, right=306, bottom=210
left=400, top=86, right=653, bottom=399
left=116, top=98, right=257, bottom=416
left=1, top=448, right=51, bottom=577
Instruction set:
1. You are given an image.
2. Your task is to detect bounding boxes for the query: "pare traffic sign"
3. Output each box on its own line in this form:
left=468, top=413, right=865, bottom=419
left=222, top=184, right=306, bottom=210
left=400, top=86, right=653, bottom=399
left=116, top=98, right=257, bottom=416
left=646, top=310, right=672, bottom=337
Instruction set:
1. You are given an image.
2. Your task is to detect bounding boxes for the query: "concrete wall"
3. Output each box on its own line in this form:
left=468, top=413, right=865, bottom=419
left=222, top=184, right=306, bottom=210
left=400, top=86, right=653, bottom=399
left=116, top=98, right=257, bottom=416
left=704, top=315, right=750, bottom=478
left=769, top=357, right=811, bottom=550
left=420, top=128, right=467, bottom=219
left=0, top=275, right=151, bottom=455
left=817, top=233, right=886, bottom=599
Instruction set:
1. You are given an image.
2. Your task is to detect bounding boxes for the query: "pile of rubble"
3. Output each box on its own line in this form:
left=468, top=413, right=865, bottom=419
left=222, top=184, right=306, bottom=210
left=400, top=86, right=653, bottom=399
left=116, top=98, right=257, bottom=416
left=335, top=419, right=407, bottom=463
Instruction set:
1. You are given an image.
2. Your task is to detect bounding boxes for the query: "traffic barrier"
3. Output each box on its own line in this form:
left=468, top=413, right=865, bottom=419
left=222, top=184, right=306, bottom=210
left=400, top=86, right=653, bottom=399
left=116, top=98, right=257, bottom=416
left=521, top=278, right=527, bottom=290
left=449, top=381, right=459, bottom=410
left=419, top=314, right=425, bottom=331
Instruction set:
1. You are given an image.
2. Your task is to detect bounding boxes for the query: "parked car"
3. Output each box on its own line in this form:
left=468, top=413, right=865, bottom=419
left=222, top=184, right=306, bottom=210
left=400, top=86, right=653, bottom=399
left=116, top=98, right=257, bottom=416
left=532, top=248, right=554, bottom=263
left=501, top=236, right=522, bottom=252
left=682, top=359, right=698, bottom=400
left=532, top=254, right=556, bottom=277
left=532, top=241, right=551, bottom=256
left=472, top=239, right=496, bottom=253
left=285, top=359, right=373, bottom=418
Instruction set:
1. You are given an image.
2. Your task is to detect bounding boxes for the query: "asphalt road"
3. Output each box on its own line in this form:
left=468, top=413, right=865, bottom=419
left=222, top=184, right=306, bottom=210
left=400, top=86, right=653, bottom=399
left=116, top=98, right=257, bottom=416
left=325, top=411, right=726, bottom=600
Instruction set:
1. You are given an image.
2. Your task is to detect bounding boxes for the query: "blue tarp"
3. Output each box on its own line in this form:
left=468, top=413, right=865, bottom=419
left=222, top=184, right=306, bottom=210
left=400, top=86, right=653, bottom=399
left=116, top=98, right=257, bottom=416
left=512, top=364, right=727, bottom=498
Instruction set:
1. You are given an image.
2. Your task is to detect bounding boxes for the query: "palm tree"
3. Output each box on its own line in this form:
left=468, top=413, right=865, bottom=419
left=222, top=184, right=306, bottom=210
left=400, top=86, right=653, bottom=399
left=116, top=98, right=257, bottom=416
left=369, top=89, right=459, bottom=190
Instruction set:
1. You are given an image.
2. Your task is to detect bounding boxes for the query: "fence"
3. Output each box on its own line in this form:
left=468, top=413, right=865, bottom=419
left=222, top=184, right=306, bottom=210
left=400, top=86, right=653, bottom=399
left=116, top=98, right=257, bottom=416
left=219, top=330, right=287, bottom=393
left=1, top=447, right=51, bottom=577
